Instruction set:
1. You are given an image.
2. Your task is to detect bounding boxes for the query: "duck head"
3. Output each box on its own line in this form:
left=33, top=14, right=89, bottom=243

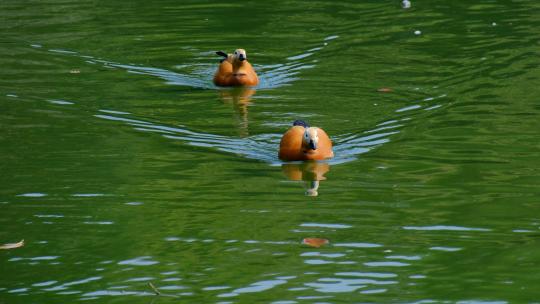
left=303, top=127, right=319, bottom=151
left=233, top=49, right=247, bottom=62
left=215, top=49, right=248, bottom=63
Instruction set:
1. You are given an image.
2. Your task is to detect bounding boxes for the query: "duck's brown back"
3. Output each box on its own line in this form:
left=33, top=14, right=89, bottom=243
left=279, top=126, right=305, bottom=161
left=213, top=59, right=233, bottom=86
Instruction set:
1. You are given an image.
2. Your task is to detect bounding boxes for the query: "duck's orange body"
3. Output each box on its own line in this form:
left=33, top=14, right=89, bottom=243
left=213, top=49, right=259, bottom=87
left=279, top=122, right=334, bottom=161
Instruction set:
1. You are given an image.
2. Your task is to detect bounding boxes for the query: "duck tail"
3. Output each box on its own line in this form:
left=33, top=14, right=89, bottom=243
left=216, top=51, right=228, bottom=58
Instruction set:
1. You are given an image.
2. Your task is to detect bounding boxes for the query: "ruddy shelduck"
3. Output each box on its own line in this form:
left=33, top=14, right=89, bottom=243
left=278, top=120, right=334, bottom=161
left=213, top=49, right=259, bottom=87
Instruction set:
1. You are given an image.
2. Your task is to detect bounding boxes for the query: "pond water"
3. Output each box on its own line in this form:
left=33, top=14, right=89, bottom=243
left=1, top=0, right=540, bottom=303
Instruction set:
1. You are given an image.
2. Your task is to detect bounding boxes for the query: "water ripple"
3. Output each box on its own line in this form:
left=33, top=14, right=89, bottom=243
left=17, top=192, right=47, bottom=197
left=300, top=223, right=352, bottom=229
left=336, top=272, right=397, bottom=278
left=429, top=246, right=462, bottom=252
left=117, top=256, right=159, bottom=266
left=364, top=261, right=410, bottom=267
left=333, top=242, right=382, bottom=248
left=233, top=279, right=287, bottom=294
left=305, top=277, right=397, bottom=293
left=403, top=225, right=491, bottom=232
left=46, top=35, right=338, bottom=90
left=95, top=112, right=399, bottom=166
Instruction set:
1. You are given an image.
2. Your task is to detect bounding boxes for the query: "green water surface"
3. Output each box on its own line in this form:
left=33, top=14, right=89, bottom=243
left=1, top=0, right=540, bottom=303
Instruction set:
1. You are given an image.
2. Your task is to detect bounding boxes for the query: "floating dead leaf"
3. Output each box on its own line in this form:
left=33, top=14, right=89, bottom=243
left=0, top=239, right=24, bottom=250
left=302, top=238, right=329, bottom=248
left=69, top=69, right=80, bottom=74
left=377, top=87, right=393, bottom=93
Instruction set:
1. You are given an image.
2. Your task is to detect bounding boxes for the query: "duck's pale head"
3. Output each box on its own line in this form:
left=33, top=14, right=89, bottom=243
left=303, top=127, right=319, bottom=150
left=233, top=49, right=247, bottom=62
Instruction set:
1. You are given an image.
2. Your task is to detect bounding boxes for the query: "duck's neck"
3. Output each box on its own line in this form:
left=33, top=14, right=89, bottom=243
left=233, top=60, right=249, bottom=71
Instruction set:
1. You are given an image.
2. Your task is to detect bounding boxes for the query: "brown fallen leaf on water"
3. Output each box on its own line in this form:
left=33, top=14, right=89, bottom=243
left=302, top=238, right=329, bottom=248
left=377, top=87, right=393, bottom=93
left=0, top=239, right=24, bottom=250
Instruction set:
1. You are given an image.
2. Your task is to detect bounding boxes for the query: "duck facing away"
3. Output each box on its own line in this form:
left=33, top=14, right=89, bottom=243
left=279, top=120, right=334, bottom=161
left=213, top=49, right=259, bottom=87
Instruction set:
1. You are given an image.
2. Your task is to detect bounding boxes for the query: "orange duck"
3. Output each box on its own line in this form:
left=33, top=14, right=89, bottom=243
left=213, top=49, right=259, bottom=87
left=279, top=120, right=334, bottom=161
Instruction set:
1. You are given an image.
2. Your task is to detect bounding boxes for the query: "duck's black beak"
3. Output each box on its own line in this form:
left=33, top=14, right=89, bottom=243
left=309, top=140, right=317, bottom=150
left=238, top=54, right=246, bottom=61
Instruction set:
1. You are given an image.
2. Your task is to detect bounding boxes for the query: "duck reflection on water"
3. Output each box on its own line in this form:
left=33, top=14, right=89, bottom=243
left=218, top=87, right=256, bottom=137
left=281, top=161, right=330, bottom=196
